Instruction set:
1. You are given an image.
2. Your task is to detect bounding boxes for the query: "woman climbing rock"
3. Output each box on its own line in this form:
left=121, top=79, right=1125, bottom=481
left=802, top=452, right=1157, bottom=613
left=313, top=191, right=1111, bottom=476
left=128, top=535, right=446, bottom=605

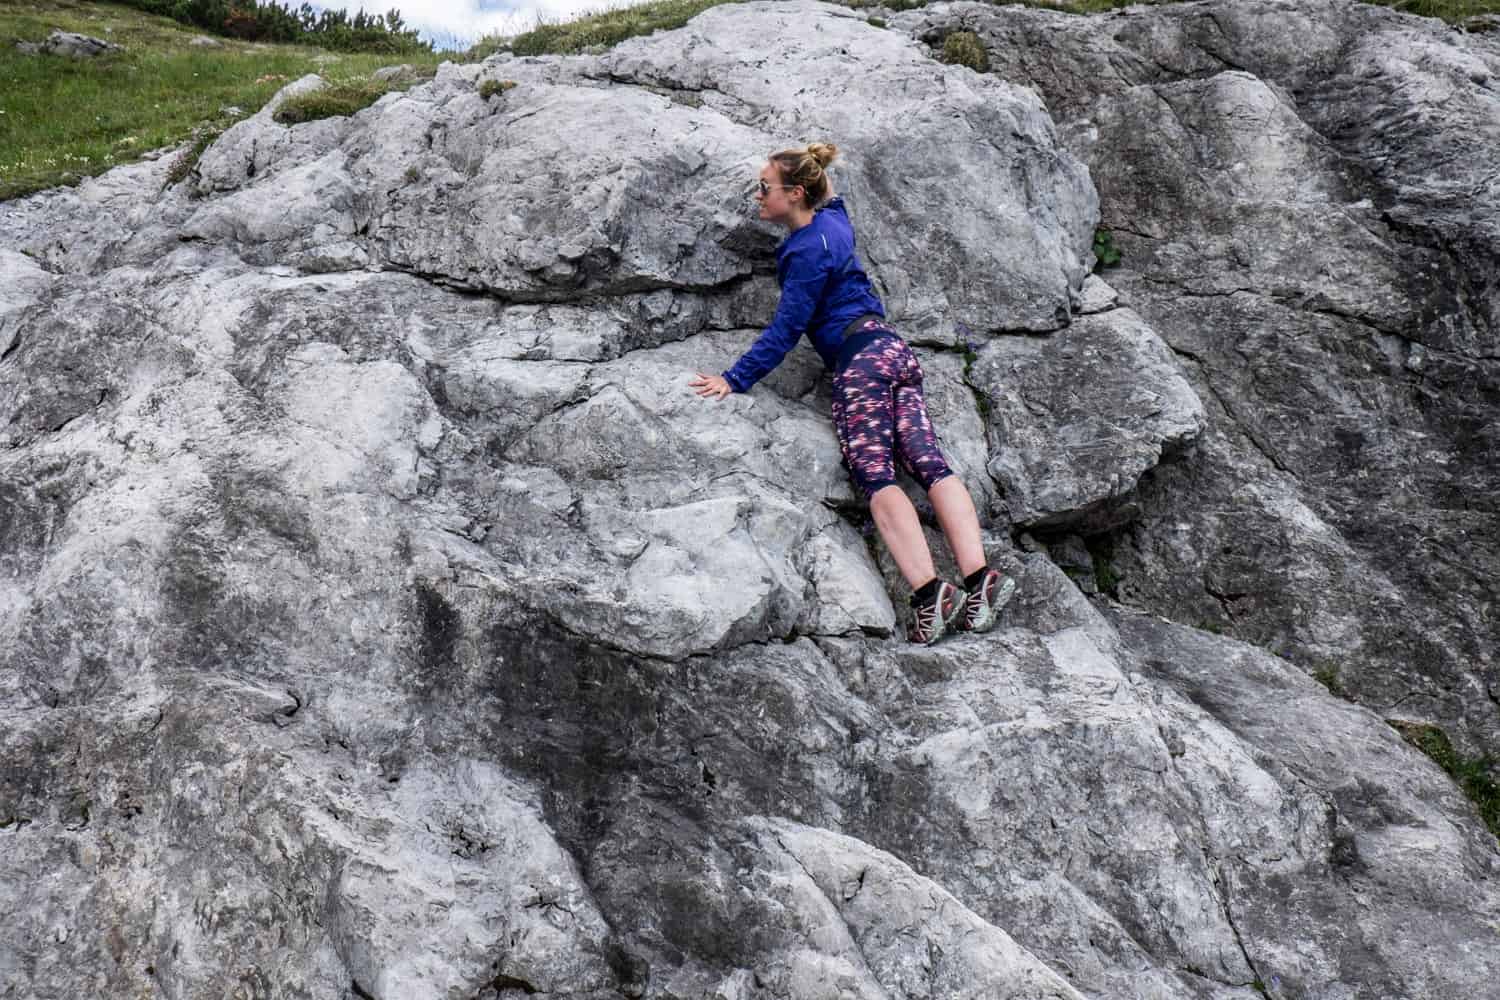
left=688, top=141, right=1017, bottom=645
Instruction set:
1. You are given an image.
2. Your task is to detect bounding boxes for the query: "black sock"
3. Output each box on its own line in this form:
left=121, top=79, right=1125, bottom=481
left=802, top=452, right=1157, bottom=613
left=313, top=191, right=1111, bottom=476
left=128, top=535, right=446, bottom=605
left=963, top=567, right=989, bottom=591
left=909, top=576, right=940, bottom=607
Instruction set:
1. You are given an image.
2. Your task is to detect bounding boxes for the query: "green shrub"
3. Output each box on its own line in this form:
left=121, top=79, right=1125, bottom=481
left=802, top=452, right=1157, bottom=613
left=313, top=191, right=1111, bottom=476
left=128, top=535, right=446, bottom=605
left=113, top=0, right=432, bottom=54
left=477, top=78, right=517, bottom=99
left=938, top=30, right=989, bottom=73
left=867, top=16, right=887, bottom=28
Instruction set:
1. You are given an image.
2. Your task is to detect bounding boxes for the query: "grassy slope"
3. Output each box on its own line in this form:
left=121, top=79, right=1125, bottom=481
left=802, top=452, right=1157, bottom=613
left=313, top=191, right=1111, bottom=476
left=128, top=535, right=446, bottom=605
left=0, top=0, right=450, bottom=200
left=2, top=0, right=1496, bottom=201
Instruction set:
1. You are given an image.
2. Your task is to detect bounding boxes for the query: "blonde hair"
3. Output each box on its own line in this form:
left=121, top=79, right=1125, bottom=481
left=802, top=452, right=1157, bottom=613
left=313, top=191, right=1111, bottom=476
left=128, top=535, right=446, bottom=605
left=769, top=141, right=838, bottom=208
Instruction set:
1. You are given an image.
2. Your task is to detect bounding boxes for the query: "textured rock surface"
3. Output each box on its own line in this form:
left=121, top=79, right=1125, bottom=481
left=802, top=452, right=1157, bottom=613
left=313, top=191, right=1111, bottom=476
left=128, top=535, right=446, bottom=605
left=904, top=0, right=1500, bottom=760
left=1, top=1, right=1498, bottom=998
left=970, top=304, right=1206, bottom=529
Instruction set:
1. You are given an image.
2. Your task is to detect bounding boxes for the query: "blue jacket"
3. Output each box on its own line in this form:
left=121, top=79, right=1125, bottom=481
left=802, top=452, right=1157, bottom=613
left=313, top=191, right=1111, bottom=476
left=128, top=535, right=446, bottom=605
left=722, top=195, right=886, bottom=393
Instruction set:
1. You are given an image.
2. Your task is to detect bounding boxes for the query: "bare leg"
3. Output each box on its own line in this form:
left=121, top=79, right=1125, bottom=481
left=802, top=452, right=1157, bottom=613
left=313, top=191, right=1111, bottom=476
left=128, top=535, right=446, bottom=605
left=869, top=484, right=938, bottom=589
left=929, top=474, right=987, bottom=577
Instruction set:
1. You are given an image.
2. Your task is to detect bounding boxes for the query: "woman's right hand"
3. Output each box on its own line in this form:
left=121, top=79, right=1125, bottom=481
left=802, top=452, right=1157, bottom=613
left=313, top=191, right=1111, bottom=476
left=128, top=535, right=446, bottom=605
left=689, top=372, right=732, bottom=400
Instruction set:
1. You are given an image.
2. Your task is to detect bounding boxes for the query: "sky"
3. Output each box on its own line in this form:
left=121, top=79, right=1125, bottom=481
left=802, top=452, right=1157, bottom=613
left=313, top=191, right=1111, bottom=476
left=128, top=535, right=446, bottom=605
left=311, top=0, right=642, bottom=51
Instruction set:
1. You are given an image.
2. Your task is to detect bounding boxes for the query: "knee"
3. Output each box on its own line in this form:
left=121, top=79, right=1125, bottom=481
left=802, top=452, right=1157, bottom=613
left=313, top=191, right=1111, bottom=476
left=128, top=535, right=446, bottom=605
left=866, top=481, right=904, bottom=516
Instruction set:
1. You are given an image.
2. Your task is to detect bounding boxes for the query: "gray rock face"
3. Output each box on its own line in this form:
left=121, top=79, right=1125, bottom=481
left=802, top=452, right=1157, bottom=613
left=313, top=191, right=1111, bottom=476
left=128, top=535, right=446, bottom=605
left=903, top=0, right=1500, bottom=762
left=971, top=305, right=1206, bottom=529
left=1, top=2, right=1497, bottom=999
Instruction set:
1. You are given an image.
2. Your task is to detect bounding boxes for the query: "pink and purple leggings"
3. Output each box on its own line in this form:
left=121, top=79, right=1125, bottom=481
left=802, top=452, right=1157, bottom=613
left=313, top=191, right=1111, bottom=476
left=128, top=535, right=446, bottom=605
left=830, top=322, right=955, bottom=502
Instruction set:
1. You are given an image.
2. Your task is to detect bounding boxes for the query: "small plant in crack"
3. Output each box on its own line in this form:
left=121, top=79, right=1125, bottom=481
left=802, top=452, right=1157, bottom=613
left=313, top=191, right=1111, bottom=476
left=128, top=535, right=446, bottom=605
left=956, top=320, right=994, bottom=421
left=1093, top=560, right=1120, bottom=596
left=1093, top=227, right=1122, bottom=271
left=957, top=320, right=979, bottom=375
left=1310, top=660, right=1350, bottom=700
left=1082, top=532, right=1123, bottom=599
left=163, top=121, right=229, bottom=192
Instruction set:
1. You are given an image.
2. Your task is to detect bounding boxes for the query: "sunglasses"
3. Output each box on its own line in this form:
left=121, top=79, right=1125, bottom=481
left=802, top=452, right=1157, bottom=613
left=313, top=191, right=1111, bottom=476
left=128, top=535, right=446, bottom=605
left=757, top=180, right=800, bottom=197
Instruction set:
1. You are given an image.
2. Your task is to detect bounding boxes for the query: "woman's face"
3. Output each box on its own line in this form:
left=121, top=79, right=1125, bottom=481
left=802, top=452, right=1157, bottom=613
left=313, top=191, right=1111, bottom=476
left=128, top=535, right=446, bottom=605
left=754, top=161, right=803, bottom=227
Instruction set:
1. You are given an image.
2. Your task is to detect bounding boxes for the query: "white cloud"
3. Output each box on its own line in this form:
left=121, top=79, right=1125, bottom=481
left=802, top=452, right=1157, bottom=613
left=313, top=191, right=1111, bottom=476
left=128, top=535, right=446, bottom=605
left=307, top=0, right=646, bottom=51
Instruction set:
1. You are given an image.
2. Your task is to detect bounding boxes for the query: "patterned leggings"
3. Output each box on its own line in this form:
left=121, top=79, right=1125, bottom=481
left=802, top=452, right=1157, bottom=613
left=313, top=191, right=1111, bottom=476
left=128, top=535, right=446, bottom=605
left=830, top=322, right=956, bottom=502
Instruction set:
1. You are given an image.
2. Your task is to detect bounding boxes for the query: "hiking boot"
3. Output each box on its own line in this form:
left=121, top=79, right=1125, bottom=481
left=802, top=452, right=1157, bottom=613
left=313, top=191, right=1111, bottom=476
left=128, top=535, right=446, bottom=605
left=907, top=579, right=965, bottom=645
left=956, top=567, right=1017, bottom=634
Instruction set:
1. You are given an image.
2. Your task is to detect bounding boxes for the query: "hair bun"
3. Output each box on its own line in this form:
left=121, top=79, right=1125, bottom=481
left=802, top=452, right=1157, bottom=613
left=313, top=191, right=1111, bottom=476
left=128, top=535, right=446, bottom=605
left=808, top=141, right=838, bottom=169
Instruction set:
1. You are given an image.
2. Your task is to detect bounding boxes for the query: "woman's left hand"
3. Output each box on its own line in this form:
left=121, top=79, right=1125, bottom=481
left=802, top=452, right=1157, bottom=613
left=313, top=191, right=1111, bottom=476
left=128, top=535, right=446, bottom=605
left=689, top=372, right=732, bottom=400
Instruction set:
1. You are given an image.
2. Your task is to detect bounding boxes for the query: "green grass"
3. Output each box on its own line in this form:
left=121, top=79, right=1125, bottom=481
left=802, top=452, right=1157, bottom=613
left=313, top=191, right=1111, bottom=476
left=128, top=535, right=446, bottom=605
left=498, top=0, right=736, bottom=57
left=1374, top=0, right=1500, bottom=18
left=0, top=0, right=447, bottom=201
left=1388, top=720, right=1500, bottom=841
left=270, top=74, right=413, bottom=124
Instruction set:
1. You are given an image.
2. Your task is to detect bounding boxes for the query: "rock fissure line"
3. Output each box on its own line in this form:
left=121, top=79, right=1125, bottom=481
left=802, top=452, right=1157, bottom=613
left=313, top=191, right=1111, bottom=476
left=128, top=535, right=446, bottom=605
left=1214, top=867, right=1269, bottom=998
left=1164, top=343, right=1293, bottom=475
left=769, top=830, right=893, bottom=989
left=1126, top=642, right=1275, bottom=993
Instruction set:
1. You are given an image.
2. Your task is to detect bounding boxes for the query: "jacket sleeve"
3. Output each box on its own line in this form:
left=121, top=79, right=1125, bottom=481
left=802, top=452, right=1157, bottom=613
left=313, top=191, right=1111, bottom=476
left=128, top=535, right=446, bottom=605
left=722, top=243, right=835, bottom=393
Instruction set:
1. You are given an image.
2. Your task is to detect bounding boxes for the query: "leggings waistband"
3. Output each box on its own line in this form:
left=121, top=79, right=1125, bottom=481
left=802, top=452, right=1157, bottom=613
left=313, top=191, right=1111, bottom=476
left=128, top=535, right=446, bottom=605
left=835, top=314, right=898, bottom=371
